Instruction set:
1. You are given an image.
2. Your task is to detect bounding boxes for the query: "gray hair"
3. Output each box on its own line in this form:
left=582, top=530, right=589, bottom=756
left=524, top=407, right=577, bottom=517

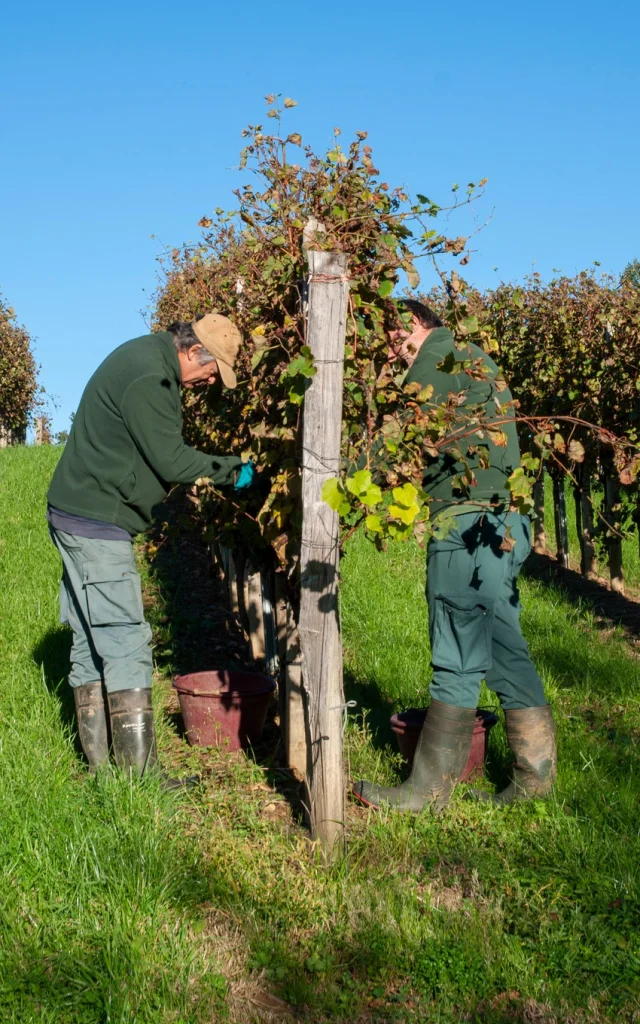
left=166, top=321, right=217, bottom=366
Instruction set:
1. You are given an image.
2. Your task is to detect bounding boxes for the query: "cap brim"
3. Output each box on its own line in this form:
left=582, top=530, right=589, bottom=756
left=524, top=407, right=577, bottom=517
left=217, top=360, right=237, bottom=389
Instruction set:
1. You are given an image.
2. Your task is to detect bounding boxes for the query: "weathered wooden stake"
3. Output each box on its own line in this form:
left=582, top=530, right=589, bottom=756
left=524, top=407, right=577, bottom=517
left=284, top=602, right=308, bottom=778
left=298, top=249, right=348, bottom=857
left=575, top=470, right=597, bottom=576
left=226, top=550, right=239, bottom=618
left=532, top=478, right=546, bottom=554
left=244, top=563, right=266, bottom=666
left=260, top=571, right=280, bottom=679
left=604, top=472, right=625, bottom=594
left=552, top=473, right=570, bottom=568
left=274, top=575, right=308, bottom=777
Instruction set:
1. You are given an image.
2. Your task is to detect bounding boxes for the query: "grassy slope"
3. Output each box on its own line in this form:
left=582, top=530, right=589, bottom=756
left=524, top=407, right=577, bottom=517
left=0, top=447, right=227, bottom=1024
left=341, top=530, right=640, bottom=1020
left=2, top=445, right=639, bottom=1023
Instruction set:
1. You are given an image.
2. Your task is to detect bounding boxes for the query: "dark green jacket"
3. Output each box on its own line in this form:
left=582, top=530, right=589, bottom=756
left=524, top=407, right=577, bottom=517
left=405, top=327, right=520, bottom=518
left=48, top=332, right=242, bottom=535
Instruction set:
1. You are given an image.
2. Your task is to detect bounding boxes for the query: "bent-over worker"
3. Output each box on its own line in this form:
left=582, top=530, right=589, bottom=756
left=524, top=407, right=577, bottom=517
left=353, top=300, right=557, bottom=813
left=47, top=314, right=254, bottom=785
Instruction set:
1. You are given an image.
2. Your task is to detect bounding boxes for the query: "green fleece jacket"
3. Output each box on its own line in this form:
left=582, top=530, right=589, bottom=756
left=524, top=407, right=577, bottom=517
left=405, top=327, right=520, bottom=518
left=48, top=332, right=242, bottom=535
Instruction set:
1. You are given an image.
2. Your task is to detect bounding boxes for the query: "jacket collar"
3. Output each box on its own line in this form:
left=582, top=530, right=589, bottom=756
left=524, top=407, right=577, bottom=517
left=155, top=331, right=182, bottom=384
left=425, top=326, right=454, bottom=349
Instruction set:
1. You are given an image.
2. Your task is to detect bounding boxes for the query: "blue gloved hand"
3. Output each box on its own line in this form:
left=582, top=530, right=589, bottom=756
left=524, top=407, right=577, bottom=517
left=234, top=460, right=257, bottom=491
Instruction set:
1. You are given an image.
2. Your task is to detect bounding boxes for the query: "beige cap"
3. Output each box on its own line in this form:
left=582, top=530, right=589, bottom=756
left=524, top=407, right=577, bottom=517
left=191, top=313, right=241, bottom=389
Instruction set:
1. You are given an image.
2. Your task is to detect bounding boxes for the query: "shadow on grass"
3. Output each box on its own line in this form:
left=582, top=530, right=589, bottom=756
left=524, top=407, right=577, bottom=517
left=523, top=551, right=640, bottom=640
left=344, top=667, right=397, bottom=753
left=31, top=626, right=82, bottom=753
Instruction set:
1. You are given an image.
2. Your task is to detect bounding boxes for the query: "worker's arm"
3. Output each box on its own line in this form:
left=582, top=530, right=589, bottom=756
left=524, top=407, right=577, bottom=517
left=120, top=375, right=242, bottom=486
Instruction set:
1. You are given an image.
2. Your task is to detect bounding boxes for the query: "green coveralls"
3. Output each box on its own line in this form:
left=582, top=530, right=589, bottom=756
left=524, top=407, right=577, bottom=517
left=427, top=509, right=545, bottom=709
left=405, top=329, right=547, bottom=711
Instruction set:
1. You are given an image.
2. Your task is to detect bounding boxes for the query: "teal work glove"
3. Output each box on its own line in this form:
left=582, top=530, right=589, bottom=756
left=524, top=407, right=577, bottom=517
left=234, top=460, right=257, bottom=491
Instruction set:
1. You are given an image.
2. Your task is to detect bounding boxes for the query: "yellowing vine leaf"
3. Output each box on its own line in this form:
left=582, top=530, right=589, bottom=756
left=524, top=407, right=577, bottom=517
left=365, top=514, right=383, bottom=533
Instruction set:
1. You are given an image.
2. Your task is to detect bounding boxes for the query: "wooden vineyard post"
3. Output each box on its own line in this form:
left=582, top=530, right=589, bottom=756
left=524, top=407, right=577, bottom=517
left=260, top=570, right=280, bottom=679
left=604, top=472, right=625, bottom=594
left=552, top=472, right=570, bottom=568
left=298, top=249, right=349, bottom=858
left=274, top=575, right=308, bottom=778
left=210, top=540, right=227, bottom=587
left=532, top=477, right=546, bottom=554
left=574, top=467, right=598, bottom=577
left=244, top=563, right=266, bottom=666
left=226, top=549, right=242, bottom=620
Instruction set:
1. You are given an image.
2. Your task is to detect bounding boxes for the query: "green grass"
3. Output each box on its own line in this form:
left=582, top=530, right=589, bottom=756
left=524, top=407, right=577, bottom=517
left=2, top=445, right=640, bottom=1023
left=341, top=530, right=640, bottom=1020
left=0, top=447, right=227, bottom=1024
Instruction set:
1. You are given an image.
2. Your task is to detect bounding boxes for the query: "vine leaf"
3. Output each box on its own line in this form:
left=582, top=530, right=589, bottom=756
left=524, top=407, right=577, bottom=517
left=500, top=526, right=516, bottom=552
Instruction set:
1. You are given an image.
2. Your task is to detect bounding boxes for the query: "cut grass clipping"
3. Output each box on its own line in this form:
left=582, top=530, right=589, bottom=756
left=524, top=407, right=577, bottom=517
left=1, top=444, right=639, bottom=1023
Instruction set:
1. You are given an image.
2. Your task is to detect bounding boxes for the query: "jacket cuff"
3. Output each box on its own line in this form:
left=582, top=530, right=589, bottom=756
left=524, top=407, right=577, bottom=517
left=208, top=456, right=244, bottom=487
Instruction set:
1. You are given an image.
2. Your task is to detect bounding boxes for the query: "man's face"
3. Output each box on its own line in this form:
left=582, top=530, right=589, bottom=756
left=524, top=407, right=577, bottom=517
left=179, top=345, right=218, bottom=389
left=388, top=314, right=430, bottom=367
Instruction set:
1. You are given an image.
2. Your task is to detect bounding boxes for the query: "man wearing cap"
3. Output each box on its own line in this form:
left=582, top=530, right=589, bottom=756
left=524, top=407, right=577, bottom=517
left=47, top=314, right=251, bottom=784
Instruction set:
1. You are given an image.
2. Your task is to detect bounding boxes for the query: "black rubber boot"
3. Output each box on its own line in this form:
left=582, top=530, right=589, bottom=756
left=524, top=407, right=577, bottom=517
left=108, top=688, right=196, bottom=791
left=468, top=704, right=557, bottom=804
left=73, top=681, right=109, bottom=770
left=352, top=701, right=476, bottom=814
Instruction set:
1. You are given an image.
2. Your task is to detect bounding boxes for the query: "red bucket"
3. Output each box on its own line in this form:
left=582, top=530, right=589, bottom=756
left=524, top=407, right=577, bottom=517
left=173, top=671, right=276, bottom=750
left=390, top=707, right=498, bottom=781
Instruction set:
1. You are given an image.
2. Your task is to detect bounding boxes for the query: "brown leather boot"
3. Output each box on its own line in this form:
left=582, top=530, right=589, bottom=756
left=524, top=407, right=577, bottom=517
left=470, top=704, right=557, bottom=804
left=73, top=681, right=109, bottom=770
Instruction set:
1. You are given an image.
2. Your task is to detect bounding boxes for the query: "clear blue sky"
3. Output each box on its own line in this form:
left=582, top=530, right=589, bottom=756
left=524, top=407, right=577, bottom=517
left=1, top=0, right=639, bottom=433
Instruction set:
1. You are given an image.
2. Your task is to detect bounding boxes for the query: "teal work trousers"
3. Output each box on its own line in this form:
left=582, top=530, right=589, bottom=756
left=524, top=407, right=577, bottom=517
left=427, top=511, right=546, bottom=710
left=49, top=527, right=153, bottom=693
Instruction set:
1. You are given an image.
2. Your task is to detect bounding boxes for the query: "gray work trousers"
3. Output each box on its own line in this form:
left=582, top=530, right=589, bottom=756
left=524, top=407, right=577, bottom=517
left=49, top=526, right=153, bottom=693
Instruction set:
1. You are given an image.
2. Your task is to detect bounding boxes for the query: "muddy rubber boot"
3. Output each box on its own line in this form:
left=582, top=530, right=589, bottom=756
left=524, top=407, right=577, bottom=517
left=352, top=701, right=476, bottom=814
left=73, top=681, right=109, bottom=770
left=468, top=704, right=557, bottom=804
left=108, top=688, right=197, bottom=791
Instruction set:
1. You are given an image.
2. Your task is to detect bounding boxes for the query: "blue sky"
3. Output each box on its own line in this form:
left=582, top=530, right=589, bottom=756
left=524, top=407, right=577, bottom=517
left=1, top=0, right=639, bottom=433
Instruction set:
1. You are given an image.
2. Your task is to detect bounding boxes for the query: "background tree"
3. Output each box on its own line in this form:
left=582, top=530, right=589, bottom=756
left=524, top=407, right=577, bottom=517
left=621, top=259, right=640, bottom=290
left=0, top=293, right=41, bottom=444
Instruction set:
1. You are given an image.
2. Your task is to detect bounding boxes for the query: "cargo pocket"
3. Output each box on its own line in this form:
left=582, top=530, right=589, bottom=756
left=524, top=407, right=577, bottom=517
left=431, top=595, right=493, bottom=675
left=59, top=576, right=71, bottom=625
left=82, top=561, right=144, bottom=626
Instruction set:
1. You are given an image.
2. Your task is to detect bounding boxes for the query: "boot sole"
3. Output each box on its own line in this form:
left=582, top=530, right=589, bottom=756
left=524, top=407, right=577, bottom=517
left=350, top=786, right=381, bottom=811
